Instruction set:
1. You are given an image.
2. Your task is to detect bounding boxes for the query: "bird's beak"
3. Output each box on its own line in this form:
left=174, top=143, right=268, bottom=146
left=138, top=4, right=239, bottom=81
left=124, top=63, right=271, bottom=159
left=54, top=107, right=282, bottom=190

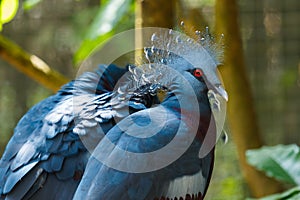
left=202, top=69, right=228, bottom=101
left=213, top=84, right=228, bottom=102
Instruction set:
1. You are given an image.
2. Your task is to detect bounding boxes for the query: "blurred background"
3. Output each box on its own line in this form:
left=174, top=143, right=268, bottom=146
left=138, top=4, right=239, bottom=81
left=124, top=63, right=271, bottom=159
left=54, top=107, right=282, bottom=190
left=0, top=0, right=299, bottom=199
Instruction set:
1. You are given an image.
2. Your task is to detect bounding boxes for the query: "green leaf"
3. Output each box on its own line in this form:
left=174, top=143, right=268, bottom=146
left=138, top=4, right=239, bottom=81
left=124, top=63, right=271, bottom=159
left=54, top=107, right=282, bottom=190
left=247, top=187, right=300, bottom=200
left=246, top=144, right=300, bottom=185
left=23, top=0, right=42, bottom=11
left=280, top=68, right=298, bottom=88
left=74, top=0, right=132, bottom=65
left=0, top=0, right=19, bottom=31
left=74, top=31, right=114, bottom=66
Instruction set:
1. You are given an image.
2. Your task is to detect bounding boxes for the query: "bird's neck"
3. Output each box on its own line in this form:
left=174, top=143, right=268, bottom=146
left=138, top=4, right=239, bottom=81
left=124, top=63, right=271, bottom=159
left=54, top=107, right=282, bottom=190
left=161, top=93, right=180, bottom=110
left=162, top=90, right=212, bottom=141
left=161, top=89, right=209, bottom=113
left=161, top=92, right=200, bottom=122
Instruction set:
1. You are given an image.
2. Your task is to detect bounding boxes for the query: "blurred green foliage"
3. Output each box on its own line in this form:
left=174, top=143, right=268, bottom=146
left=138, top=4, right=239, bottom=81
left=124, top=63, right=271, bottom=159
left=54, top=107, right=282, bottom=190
left=247, top=145, right=300, bottom=199
left=0, top=0, right=19, bottom=31
left=74, top=0, right=134, bottom=65
left=280, top=68, right=298, bottom=88
left=252, top=187, right=300, bottom=200
left=206, top=141, right=246, bottom=199
left=23, top=0, right=42, bottom=11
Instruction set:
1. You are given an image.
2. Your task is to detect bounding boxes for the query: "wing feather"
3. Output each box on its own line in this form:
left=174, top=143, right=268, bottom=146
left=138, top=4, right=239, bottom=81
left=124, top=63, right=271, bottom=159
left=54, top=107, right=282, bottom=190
left=0, top=64, right=128, bottom=199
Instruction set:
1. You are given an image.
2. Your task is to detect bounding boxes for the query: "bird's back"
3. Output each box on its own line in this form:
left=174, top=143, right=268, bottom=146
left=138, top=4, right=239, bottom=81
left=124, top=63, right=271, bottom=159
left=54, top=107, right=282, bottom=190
left=0, top=64, right=142, bottom=200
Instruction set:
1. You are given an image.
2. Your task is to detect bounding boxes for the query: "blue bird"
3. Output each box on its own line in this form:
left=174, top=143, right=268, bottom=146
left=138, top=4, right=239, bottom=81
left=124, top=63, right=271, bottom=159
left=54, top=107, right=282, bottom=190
left=73, top=30, right=228, bottom=200
left=0, top=28, right=227, bottom=200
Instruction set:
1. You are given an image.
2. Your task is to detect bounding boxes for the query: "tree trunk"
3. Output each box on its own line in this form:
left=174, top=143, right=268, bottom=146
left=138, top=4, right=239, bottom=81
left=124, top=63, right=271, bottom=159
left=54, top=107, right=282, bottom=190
left=214, top=0, right=283, bottom=197
left=135, top=0, right=175, bottom=59
left=135, top=0, right=175, bottom=28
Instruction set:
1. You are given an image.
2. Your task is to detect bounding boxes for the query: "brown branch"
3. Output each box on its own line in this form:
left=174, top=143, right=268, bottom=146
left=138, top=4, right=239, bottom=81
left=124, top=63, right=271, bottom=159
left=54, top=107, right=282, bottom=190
left=215, top=0, right=283, bottom=197
left=0, top=34, right=69, bottom=92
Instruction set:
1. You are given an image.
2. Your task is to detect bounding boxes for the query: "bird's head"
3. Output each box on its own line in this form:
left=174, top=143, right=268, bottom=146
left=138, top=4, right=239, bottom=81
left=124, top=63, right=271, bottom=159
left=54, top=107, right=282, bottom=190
left=113, top=27, right=227, bottom=122
left=141, top=27, right=228, bottom=102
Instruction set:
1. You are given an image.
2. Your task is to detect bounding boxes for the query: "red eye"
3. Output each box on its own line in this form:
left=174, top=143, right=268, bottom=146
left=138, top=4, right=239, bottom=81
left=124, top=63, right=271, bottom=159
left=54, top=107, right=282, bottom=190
left=193, top=69, right=203, bottom=78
